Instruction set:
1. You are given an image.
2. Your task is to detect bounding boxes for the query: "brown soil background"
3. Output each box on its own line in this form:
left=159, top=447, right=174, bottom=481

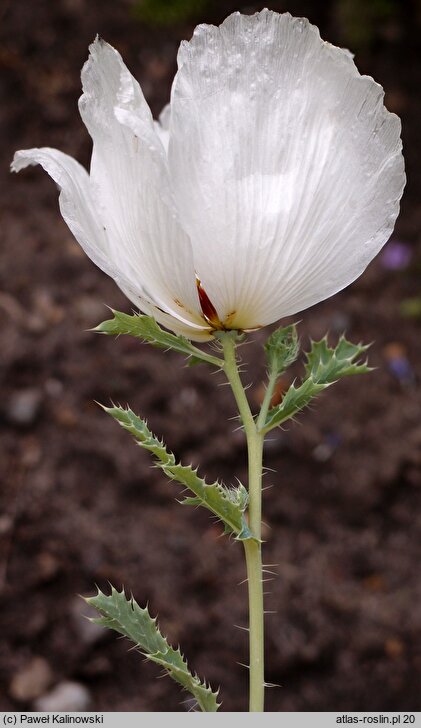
left=1, top=0, right=421, bottom=713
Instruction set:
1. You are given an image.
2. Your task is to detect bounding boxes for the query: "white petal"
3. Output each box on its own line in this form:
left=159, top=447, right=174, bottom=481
left=153, top=103, right=171, bottom=153
left=11, top=147, right=115, bottom=278
left=79, top=38, right=205, bottom=331
left=11, top=147, right=208, bottom=339
left=169, top=10, right=405, bottom=328
left=11, top=147, right=210, bottom=341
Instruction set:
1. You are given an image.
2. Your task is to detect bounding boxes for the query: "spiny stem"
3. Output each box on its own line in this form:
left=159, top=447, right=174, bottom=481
left=220, top=332, right=265, bottom=712
left=256, top=369, right=278, bottom=432
left=220, top=332, right=256, bottom=439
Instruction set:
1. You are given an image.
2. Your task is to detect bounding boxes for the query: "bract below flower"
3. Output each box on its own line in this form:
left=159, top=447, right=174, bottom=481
left=12, top=10, right=405, bottom=341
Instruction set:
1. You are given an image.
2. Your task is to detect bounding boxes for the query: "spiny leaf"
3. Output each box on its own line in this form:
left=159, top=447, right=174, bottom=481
left=102, top=405, right=254, bottom=541
left=94, top=310, right=223, bottom=368
left=169, top=465, right=251, bottom=540
left=304, top=336, right=371, bottom=382
left=261, top=377, right=327, bottom=430
left=86, top=586, right=219, bottom=712
left=105, top=405, right=171, bottom=465
left=262, top=335, right=371, bottom=432
left=264, top=323, right=300, bottom=376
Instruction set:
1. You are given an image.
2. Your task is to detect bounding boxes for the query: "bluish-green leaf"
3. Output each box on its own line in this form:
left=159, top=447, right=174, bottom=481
left=94, top=310, right=223, bottom=368
left=264, top=323, right=299, bottom=376
left=304, top=335, right=371, bottom=382
left=86, top=586, right=219, bottom=712
left=102, top=405, right=253, bottom=541
left=262, top=335, right=371, bottom=432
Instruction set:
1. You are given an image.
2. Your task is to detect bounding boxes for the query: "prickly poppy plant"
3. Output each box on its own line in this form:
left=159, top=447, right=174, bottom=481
left=13, top=10, right=404, bottom=712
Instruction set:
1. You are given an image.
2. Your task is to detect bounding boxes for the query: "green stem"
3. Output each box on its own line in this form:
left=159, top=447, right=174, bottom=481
left=256, top=369, right=277, bottom=432
left=220, top=332, right=265, bottom=712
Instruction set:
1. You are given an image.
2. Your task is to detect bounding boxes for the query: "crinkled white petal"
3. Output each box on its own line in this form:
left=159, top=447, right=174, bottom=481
left=153, top=103, right=171, bottom=154
left=78, top=37, right=206, bottom=332
left=169, top=10, right=405, bottom=328
left=11, top=147, right=117, bottom=278
left=11, top=146, right=211, bottom=341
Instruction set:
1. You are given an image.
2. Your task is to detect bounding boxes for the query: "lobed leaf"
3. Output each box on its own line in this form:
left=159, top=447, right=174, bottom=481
left=94, top=310, right=223, bottom=368
left=304, top=336, right=371, bottom=382
left=103, top=405, right=253, bottom=541
left=262, top=335, right=371, bottom=432
left=86, top=586, right=219, bottom=712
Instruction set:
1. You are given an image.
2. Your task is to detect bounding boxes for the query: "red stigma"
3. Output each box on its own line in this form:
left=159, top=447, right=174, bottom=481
left=196, top=278, right=223, bottom=329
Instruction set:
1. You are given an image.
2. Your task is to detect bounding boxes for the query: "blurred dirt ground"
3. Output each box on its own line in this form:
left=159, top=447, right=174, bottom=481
left=1, top=0, right=421, bottom=712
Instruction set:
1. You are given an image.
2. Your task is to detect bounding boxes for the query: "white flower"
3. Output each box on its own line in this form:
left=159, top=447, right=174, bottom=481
left=12, top=10, right=405, bottom=342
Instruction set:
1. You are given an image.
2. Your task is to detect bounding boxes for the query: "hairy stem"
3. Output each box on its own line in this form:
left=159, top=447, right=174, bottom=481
left=256, top=369, right=277, bottom=432
left=220, top=332, right=265, bottom=712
